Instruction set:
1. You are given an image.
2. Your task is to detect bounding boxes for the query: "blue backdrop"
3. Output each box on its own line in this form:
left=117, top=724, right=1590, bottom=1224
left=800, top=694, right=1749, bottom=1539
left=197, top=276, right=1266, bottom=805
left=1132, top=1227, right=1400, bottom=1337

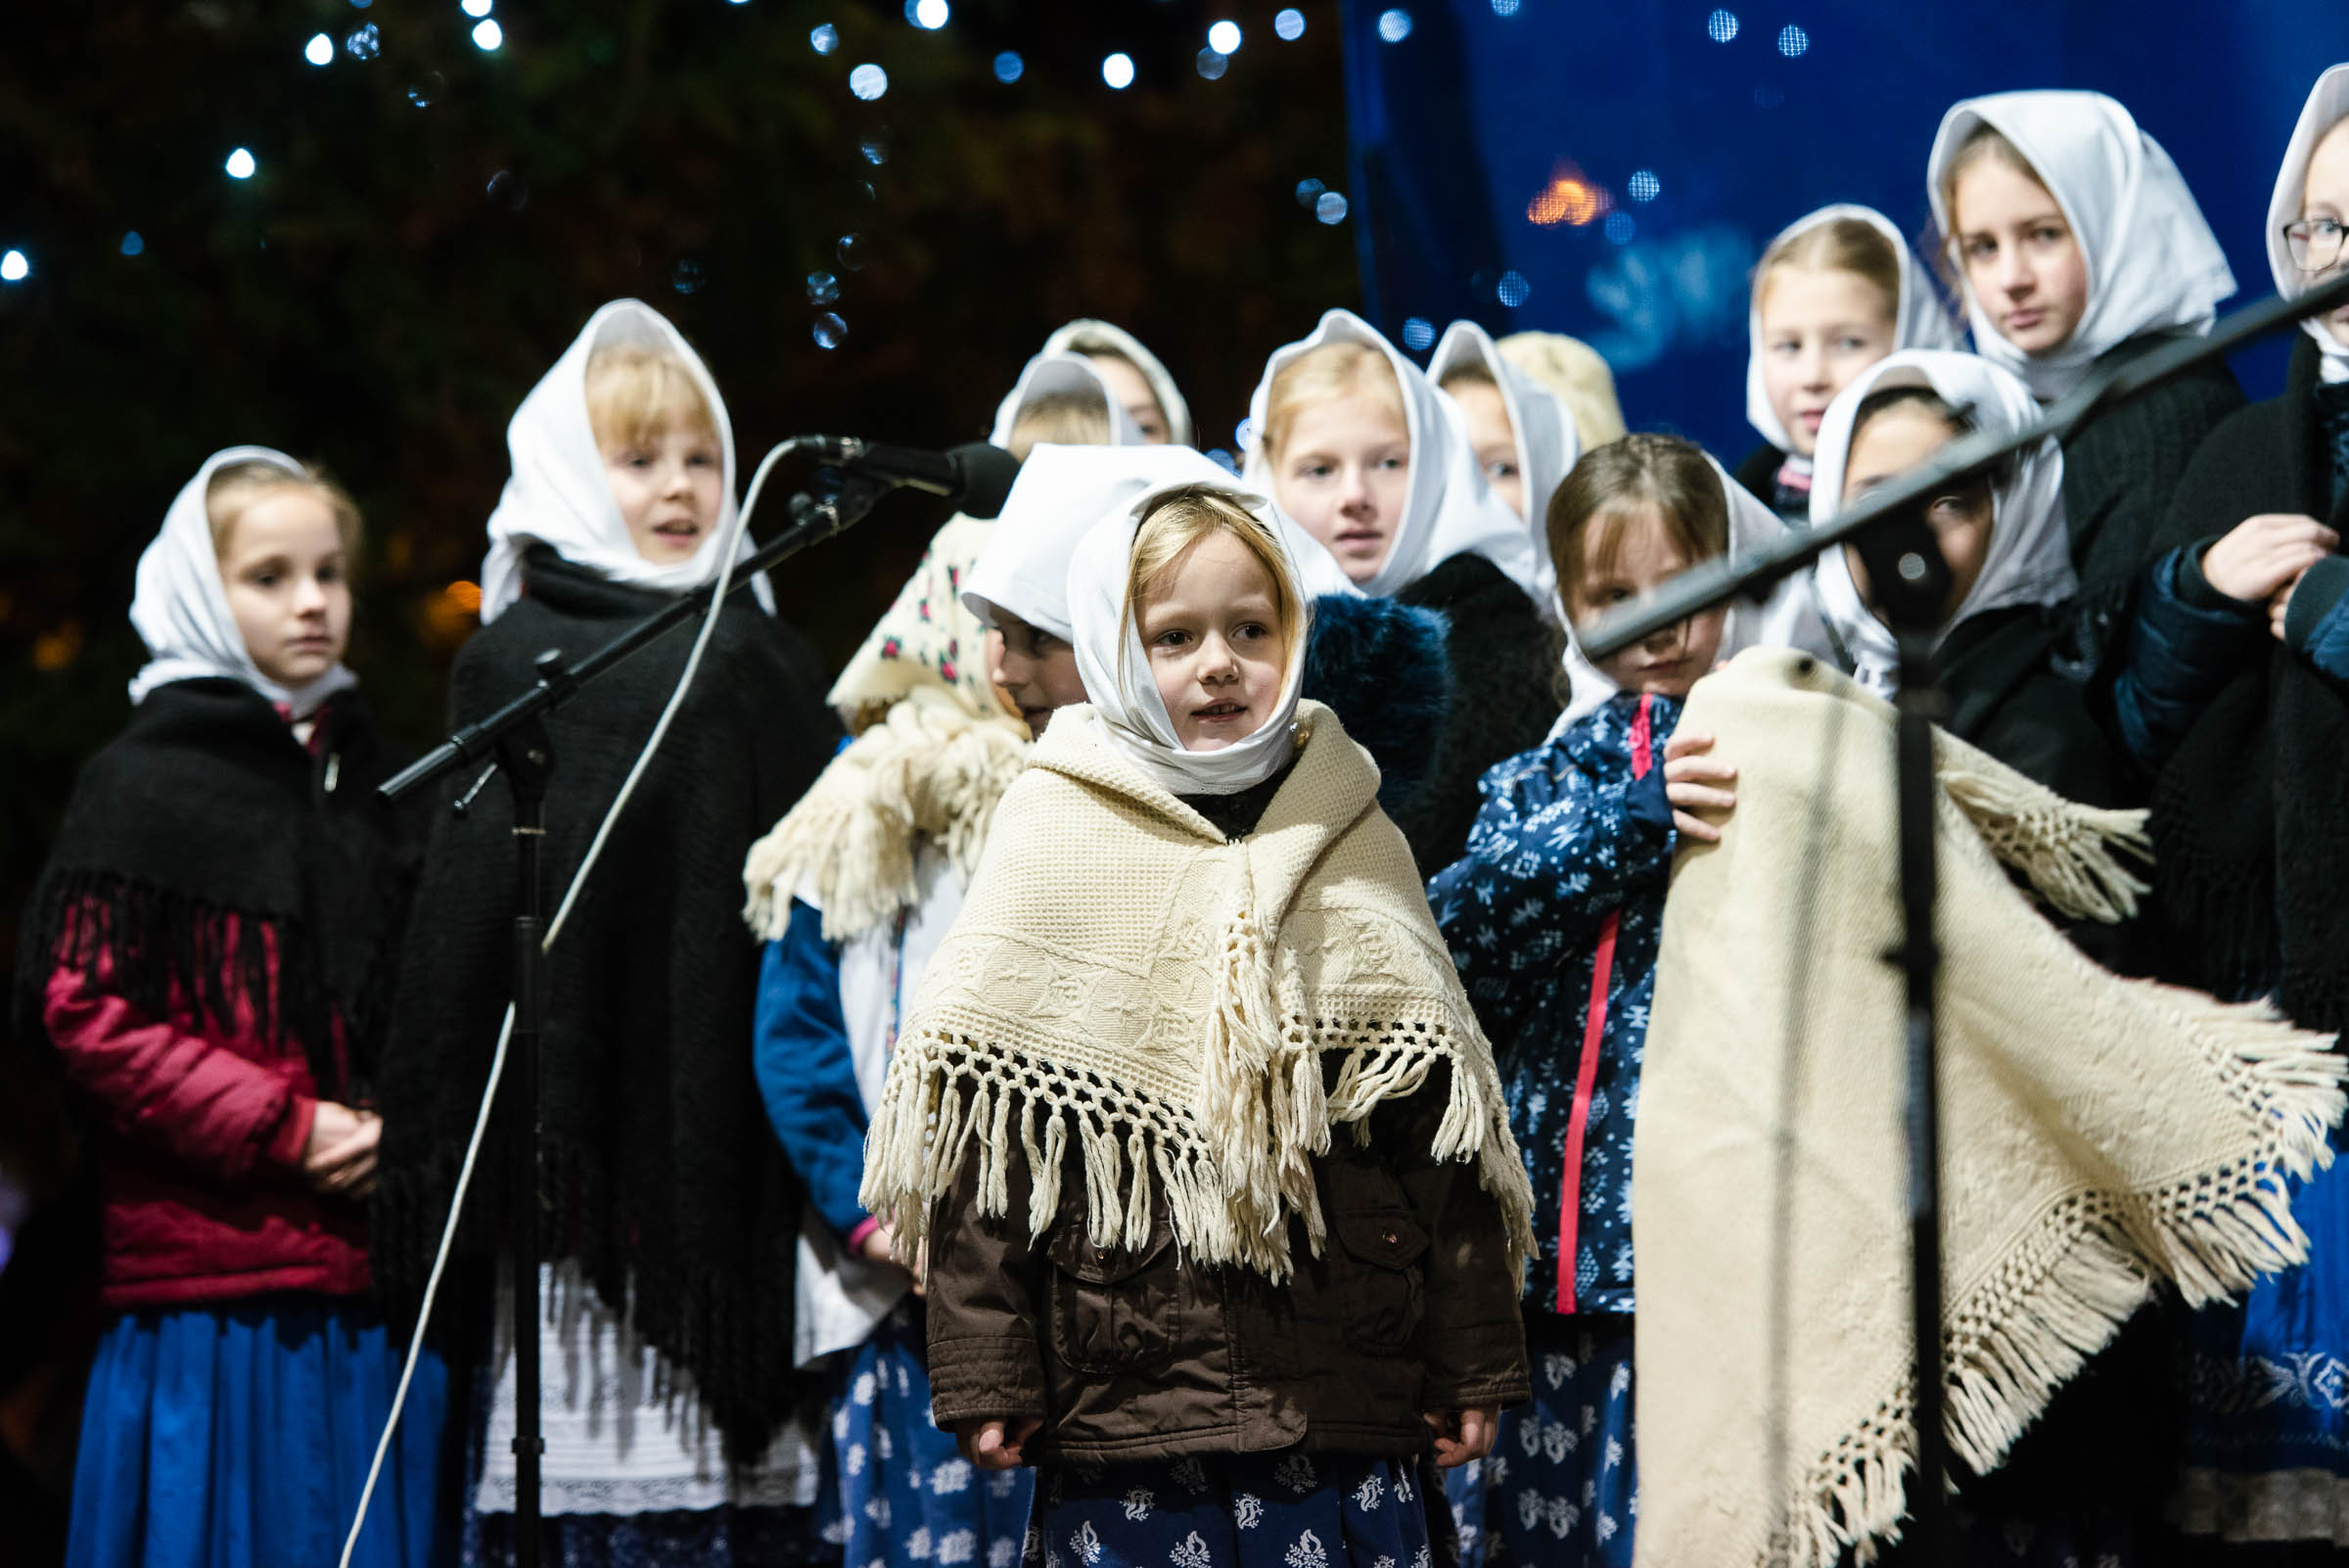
left=1340, top=0, right=2349, bottom=462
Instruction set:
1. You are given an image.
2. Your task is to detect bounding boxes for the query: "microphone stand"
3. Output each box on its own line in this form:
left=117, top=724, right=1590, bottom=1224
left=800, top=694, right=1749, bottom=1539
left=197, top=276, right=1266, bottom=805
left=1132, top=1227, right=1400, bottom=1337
left=377, top=460, right=893, bottom=1567
left=1575, top=268, right=2349, bottom=1565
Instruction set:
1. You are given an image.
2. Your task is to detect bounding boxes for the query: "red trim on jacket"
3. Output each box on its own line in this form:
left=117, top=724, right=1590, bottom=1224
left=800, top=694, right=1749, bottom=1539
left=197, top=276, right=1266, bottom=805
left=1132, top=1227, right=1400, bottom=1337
left=1556, top=694, right=1656, bottom=1314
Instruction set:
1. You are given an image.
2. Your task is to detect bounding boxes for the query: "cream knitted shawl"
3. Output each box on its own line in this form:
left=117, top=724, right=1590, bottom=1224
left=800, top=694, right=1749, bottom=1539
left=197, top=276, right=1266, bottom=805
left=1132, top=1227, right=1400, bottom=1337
left=859, top=699, right=1535, bottom=1281
left=1633, top=649, right=2345, bottom=1568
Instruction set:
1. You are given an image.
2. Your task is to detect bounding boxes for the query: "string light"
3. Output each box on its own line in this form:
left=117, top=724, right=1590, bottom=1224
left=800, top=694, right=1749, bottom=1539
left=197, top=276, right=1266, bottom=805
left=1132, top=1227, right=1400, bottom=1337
left=1707, top=9, right=1738, bottom=42
left=1376, top=10, right=1412, bottom=43
left=471, top=18, right=503, bottom=50
left=461, top=0, right=492, bottom=15
left=1207, top=20, right=1241, bottom=54
left=0, top=250, right=28, bottom=284
left=992, top=51, right=1023, bottom=82
left=1628, top=169, right=1660, bottom=203
left=809, top=23, right=838, bottom=54
left=1101, top=52, right=1134, bottom=89
left=849, top=63, right=888, bottom=99
left=304, top=33, right=335, bottom=66
left=1777, top=23, right=1809, bottom=55
left=225, top=147, right=257, bottom=180
left=908, top=0, right=948, bottom=27
left=119, top=232, right=145, bottom=256
left=1273, top=9, right=1305, bottom=39
left=1402, top=317, right=1435, bottom=350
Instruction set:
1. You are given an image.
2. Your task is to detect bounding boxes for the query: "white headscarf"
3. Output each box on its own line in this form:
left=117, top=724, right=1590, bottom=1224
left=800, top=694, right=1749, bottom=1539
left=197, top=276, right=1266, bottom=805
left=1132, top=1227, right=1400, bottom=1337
left=1038, top=319, right=1194, bottom=446
left=480, top=299, right=768, bottom=623
left=1430, top=318, right=1583, bottom=613
left=967, top=444, right=1353, bottom=642
left=1554, top=452, right=1830, bottom=727
left=1927, top=91, right=2235, bottom=401
left=1242, top=308, right=1542, bottom=605
left=1066, top=482, right=1311, bottom=797
left=988, top=353, right=1144, bottom=449
left=1809, top=350, right=2073, bottom=697
left=127, top=445, right=360, bottom=715
left=1745, top=204, right=1962, bottom=452
left=2268, top=65, right=2349, bottom=386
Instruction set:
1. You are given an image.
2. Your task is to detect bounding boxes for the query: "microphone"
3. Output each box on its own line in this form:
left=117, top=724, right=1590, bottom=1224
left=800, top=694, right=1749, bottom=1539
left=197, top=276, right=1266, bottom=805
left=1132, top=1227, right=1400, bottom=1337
left=809, top=438, right=1023, bottom=518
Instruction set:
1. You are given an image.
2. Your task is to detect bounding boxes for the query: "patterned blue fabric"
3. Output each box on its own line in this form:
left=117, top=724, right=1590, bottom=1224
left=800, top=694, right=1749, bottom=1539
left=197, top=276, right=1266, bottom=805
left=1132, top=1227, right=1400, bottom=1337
left=68, top=1297, right=452, bottom=1568
left=465, top=1503, right=834, bottom=1568
left=817, top=1302, right=1034, bottom=1568
left=1427, top=691, right=1681, bottom=1316
left=1488, top=1312, right=1635, bottom=1568
left=1026, top=1452, right=1432, bottom=1568
left=1439, top=1461, right=1486, bottom=1568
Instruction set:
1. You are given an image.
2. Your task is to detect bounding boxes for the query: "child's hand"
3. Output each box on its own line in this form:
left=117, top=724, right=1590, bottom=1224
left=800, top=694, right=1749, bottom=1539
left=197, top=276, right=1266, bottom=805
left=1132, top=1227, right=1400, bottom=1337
left=1661, top=730, right=1735, bottom=844
left=302, top=1102, right=382, bottom=1199
left=955, top=1415, right=1042, bottom=1470
left=2202, top=514, right=2336, bottom=604
left=1421, top=1406, right=1499, bottom=1468
left=856, top=1223, right=930, bottom=1297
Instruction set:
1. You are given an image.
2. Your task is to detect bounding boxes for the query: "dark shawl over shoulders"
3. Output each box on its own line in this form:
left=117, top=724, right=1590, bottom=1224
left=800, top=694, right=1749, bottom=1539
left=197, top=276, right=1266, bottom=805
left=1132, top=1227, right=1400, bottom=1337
left=13, top=680, right=418, bottom=1099
left=1392, top=552, right=1559, bottom=873
left=2061, top=330, right=2244, bottom=631
left=2142, top=336, right=2349, bottom=1023
left=374, top=549, right=838, bottom=1451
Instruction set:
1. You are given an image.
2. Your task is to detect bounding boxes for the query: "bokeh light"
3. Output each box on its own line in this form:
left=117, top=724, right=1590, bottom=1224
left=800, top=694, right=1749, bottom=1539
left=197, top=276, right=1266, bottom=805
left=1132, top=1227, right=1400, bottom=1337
left=1402, top=317, right=1435, bottom=351
left=471, top=18, right=502, bottom=50
left=1497, top=270, right=1531, bottom=307
left=1526, top=169, right=1607, bottom=227
left=812, top=313, right=848, bottom=349
left=1628, top=169, right=1660, bottom=203
left=1707, top=9, right=1739, bottom=42
left=1101, top=52, right=1134, bottom=89
left=1492, top=0, right=1522, bottom=14
left=1377, top=10, right=1413, bottom=43
left=304, top=33, right=334, bottom=66
left=0, top=250, right=27, bottom=284
left=1207, top=21, right=1241, bottom=54
left=1315, top=191, right=1349, bottom=224
left=345, top=23, right=380, bottom=60
left=992, top=51, right=1023, bottom=82
left=1605, top=211, right=1635, bottom=244
left=1273, top=9, right=1306, bottom=40
left=461, top=0, right=492, bottom=16
left=810, top=23, right=839, bottom=54
left=850, top=63, right=889, bottom=100
left=909, top=0, right=949, bottom=30
left=860, top=131, right=890, bottom=164
left=671, top=260, right=704, bottom=295
left=837, top=233, right=866, bottom=270
left=225, top=147, right=257, bottom=180
left=1196, top=50, right=1228, bottom=81
left=1295, top=178, right=1326, bottom=208
left=1777, top=23, right=1809, bottom=55
left=806, top=271, right=840, bottom=305
left=119, top=231, right=144, bottom=256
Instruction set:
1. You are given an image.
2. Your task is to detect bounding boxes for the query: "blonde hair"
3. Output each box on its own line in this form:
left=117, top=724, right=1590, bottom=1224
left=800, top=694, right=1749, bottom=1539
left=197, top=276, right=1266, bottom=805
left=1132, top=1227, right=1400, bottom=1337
left=1436, top=360, right=1498, bottom=394
left=1938, top=122, right=2052, bottom=238
left=583, top=343, right=720, bottom=451
left=1497, top=331, right=1627, bottom=447
left=1122, top=484, right=1307, bottom=672
left=1755, top=215, right=1904, bottom=323
left=1260, top=341, right=1408, bottom=466
left=206, top=459, right=363, bottom=562
left=1005, top=391, right=1114, bottom=460
left=1546, top=435, right=1727, bottom=617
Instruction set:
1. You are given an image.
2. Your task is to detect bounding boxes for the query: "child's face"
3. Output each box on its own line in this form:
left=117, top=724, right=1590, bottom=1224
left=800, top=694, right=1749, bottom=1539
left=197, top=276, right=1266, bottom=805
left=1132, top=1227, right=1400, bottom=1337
left=1567, top=508, right=1726, bottom=699
left=988, top=610, right=1088, bottom=737
left=1447, top=381, right=1524, bottom=519
left=2302, top=118, right=2349, bottom=349
left=1271, top=392, right=1411, bottom=584
left=1839, top=402, right=1993, bottom=626
left=1758, top=267, right=1898, bottom=458
left=1136, top=531, right=1289, bottom=752
left=217, top=488, right=352, bottom=687
left=600, top=420, right=724, bottom=565
left=1951, top=160, right=2089, bottom=356
left=1083, top=353, right=1172, bottom=444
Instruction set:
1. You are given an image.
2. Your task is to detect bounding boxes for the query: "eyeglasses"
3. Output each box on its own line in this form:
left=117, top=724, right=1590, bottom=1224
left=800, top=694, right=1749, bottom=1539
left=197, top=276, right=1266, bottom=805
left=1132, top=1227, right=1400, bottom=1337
left=2283, top=216, right=2348, bottom=273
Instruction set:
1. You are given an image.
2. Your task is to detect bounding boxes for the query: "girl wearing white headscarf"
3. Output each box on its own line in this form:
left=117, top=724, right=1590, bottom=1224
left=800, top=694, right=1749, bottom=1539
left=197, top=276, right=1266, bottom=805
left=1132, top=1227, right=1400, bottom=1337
left=376, top=301, right=838, bottom=1567
left=989, top=351, right=1145, bottom=454
left=1733, top=204, right=1961, bottom=520
left=2115, top=64, right=2349, bottom=1548
left=864, top=477, right=1532, bottom=1568
left=1037, top=317, right=1193, bottom=445
left=1431, top=317, right=1584, bottom=606
left=23, top=449, right=451, bottom=1568
left=1246, top=309, right=1557, bottom=870
left=1809, top=349, right=2125, bottom=807
left=1928, top=91, right=2245, bottom=615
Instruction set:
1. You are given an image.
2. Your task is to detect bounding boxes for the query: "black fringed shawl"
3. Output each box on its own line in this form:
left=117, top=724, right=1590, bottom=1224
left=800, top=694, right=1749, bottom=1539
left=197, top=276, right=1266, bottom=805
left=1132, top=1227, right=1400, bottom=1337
left=2144, top=336, right=2349, bottom=1029
left=13, top=679, right=417, bottom=1100
left=372, top=548, right=839, bottom=1453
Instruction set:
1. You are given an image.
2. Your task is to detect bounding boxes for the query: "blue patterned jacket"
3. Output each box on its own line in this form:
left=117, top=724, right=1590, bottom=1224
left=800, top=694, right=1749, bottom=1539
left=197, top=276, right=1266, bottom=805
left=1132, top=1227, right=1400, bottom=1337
left=1427, top=690, right=1681, bottom=1318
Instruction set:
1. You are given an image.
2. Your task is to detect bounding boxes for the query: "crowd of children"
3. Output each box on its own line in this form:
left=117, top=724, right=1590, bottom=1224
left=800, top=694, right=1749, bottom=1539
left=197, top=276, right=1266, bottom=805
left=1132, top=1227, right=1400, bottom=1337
left=17, top=70, right=2349, bottom=1568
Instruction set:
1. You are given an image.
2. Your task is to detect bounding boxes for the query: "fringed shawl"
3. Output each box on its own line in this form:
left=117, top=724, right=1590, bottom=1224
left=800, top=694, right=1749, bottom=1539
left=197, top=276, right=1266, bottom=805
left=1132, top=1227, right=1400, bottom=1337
left=1631, top=649, right=2344, bottom=1568
left=859, top=700, right=1534, bottom=1282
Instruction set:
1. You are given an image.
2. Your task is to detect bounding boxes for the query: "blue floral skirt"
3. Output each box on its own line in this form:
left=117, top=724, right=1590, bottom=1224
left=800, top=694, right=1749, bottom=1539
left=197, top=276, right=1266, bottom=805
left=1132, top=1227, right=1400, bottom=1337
left=2180, top=1141, right=2349, bottom=1545
left=1028, top=1451, right=1432, bottom=1568
left=1489, top=1311, right=1635, bottom=1568
left=817, top=1302, right=1034, bottom=1568
left=67, top=1295, right=453, bottom=1568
